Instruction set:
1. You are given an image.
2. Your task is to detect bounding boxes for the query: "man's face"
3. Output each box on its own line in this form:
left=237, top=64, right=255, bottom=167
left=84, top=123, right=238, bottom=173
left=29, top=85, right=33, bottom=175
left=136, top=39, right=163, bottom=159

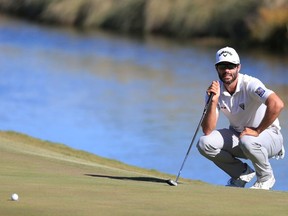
left=216, top=62, right=240, bottom=85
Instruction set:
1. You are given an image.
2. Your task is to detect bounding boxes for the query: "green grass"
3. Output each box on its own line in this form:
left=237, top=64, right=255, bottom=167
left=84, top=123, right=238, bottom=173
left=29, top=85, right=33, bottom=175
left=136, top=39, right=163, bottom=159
left=0, top=131, right=288, bottom=216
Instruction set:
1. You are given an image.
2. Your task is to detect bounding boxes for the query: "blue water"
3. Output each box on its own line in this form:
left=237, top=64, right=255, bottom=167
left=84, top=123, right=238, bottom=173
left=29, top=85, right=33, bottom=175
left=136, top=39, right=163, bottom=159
left=0, top=16, right=287, bottom=191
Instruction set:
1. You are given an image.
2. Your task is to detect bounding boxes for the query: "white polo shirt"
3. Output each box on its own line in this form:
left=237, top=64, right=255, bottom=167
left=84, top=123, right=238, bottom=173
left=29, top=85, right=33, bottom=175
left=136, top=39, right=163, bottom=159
left=217, top=73, right=280, bottom=132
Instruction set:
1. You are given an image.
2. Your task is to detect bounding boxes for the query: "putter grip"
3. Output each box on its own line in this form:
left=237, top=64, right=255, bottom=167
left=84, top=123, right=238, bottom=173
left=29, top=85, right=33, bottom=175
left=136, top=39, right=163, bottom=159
left=208, top=92, right=215, bottom=104
left=203, top=92, right=214, bottom=114
left=206, top=92, right=214, bottom=107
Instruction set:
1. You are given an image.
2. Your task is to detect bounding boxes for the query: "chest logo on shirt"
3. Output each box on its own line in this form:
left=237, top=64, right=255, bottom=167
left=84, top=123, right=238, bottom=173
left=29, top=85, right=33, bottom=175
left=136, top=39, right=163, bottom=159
left=239, top=103, right=245, bottom=110
left=255, top=87, right=266, bottom=97
left=219, top=104, right=226, bottom=110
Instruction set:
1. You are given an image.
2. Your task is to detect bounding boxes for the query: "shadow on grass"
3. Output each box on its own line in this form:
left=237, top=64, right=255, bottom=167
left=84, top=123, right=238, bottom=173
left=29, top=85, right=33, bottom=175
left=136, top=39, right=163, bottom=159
left=85, top=174, right=168, bottom=184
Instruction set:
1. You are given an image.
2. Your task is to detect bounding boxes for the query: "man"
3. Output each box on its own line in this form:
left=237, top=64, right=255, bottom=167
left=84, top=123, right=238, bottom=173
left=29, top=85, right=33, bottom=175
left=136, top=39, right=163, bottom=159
left=197, top=47, right=285, bottom=190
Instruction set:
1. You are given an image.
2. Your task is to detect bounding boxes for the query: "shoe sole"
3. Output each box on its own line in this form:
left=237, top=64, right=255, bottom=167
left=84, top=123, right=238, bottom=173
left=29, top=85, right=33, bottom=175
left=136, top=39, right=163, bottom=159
left=240, top=171, right=256, bottom=183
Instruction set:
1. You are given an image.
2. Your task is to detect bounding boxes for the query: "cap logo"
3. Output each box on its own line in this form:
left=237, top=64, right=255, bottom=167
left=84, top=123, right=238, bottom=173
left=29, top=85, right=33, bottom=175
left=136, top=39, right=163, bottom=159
left=219, top=50, right=232, bottom=57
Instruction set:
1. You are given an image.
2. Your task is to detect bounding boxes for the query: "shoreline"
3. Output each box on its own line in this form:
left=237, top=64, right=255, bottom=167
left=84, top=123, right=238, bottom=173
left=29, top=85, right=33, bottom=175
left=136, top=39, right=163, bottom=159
left=0, top=0, right=287, bottom=53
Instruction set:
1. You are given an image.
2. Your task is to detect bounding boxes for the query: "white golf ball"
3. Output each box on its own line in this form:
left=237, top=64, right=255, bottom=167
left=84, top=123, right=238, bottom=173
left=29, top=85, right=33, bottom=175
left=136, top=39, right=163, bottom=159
left=11, top=193, right=19, bottom=201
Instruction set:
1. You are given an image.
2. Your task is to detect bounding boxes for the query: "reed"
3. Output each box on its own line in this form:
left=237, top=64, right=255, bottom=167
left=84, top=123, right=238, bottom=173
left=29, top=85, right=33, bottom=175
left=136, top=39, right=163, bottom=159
left=0, top=0, right=286, bottom=51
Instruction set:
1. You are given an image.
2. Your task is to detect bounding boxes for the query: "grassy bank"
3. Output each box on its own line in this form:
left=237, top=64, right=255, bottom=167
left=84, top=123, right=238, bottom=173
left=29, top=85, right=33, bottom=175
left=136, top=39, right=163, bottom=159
left=1, top=130, right=288, bottom=216
left=0, top=0, right=287, bottom=53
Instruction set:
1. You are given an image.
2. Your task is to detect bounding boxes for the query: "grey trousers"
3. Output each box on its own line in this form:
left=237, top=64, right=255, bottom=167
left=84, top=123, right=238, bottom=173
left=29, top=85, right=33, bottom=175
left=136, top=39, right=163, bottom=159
left=197, top=126, right=283, bottom=182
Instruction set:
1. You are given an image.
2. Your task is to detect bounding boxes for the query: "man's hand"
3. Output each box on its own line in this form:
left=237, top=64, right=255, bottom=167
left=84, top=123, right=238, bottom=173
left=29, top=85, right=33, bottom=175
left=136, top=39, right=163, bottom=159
left=240, top=127, right=260, bottom=138
left=207, top=81, right=220, bottom=102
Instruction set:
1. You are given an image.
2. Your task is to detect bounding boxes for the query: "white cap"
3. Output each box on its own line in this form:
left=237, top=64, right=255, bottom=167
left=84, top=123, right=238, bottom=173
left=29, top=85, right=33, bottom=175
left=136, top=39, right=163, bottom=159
left=215, top=47, right=240, bottom=65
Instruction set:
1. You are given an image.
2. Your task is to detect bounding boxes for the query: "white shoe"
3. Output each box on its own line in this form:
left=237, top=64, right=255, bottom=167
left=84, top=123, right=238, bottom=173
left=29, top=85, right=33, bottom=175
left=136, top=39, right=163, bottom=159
left=226, top=164, right=255, bottom=188
left=239, top=164, right=256, bottom=183
left=250, top=175, right=275, bottom=190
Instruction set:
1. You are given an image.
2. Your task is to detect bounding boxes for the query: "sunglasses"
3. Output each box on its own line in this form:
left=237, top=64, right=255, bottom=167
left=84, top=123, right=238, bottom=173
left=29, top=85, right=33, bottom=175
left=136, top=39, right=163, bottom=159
left=216, top=63, right=238, bottom=70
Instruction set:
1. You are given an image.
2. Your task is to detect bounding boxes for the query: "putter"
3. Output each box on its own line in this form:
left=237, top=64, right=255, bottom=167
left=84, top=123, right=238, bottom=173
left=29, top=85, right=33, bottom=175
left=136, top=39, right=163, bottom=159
left=167, top=93, right=214, bottom=186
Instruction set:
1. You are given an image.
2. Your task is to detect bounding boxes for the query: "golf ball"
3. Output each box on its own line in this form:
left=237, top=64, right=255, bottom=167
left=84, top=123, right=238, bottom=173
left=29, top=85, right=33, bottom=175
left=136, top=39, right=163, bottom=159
left=11, top=193, right=19, bottom=201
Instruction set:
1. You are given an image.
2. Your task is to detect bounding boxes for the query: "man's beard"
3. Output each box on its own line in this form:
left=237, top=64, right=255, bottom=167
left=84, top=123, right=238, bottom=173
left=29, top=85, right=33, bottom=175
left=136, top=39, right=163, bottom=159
left=218, top=71, right=238, bottom=85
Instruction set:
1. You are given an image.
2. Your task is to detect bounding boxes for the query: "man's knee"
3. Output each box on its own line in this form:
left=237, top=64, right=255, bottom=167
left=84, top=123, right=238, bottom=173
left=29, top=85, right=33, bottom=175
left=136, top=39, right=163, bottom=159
left=197, top=135, right=218, bottom=157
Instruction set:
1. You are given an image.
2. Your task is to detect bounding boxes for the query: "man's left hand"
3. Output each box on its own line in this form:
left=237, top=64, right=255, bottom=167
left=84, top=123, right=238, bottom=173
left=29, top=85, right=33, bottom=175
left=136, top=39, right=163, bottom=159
left=240, top=127, right=259, bottom=138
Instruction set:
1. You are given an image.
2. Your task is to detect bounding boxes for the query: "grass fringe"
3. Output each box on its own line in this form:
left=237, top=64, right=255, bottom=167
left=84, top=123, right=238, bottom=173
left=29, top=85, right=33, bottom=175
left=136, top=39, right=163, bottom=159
left=0, top=130, right=168, bottom=177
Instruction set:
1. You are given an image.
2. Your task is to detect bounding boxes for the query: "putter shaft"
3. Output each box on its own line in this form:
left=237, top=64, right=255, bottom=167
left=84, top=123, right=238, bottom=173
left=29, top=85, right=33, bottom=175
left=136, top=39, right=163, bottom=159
left=171, top=93, right=214, bottom=185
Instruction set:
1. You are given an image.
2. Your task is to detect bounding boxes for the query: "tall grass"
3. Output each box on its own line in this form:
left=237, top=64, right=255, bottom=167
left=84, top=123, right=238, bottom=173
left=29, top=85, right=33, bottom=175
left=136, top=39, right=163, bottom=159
left=0, top=0, right=286, bottom=52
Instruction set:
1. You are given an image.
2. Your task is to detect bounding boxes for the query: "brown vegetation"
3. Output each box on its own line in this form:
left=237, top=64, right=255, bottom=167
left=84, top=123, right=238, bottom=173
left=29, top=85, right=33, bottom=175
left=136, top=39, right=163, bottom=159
left=0, top=0, right=287, bottom=52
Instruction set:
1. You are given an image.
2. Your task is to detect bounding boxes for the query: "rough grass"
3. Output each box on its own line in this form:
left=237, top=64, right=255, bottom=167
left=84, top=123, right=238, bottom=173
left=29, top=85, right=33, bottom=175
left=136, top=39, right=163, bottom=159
left=0, top=130, right=288, bottom=216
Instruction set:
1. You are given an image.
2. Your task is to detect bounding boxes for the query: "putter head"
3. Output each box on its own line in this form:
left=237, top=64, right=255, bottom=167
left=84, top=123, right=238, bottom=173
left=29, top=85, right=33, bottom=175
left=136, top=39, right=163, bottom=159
left=166, top=179, right=178, bottom=186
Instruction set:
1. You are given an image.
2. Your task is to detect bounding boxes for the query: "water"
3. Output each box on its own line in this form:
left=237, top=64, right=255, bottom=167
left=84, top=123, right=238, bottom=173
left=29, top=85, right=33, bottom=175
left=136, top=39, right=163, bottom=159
left=0, top=16, right=287, bottom=191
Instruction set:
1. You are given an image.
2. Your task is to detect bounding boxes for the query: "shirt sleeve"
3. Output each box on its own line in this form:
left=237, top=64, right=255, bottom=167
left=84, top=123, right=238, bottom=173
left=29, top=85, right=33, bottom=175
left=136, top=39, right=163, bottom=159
left=248, top=77, right=274, bottom=103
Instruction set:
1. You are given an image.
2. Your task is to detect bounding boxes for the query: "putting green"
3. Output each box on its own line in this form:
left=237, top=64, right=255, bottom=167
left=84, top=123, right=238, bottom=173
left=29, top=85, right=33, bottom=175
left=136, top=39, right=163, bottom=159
left=0, top=131, right=287, bottom=216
